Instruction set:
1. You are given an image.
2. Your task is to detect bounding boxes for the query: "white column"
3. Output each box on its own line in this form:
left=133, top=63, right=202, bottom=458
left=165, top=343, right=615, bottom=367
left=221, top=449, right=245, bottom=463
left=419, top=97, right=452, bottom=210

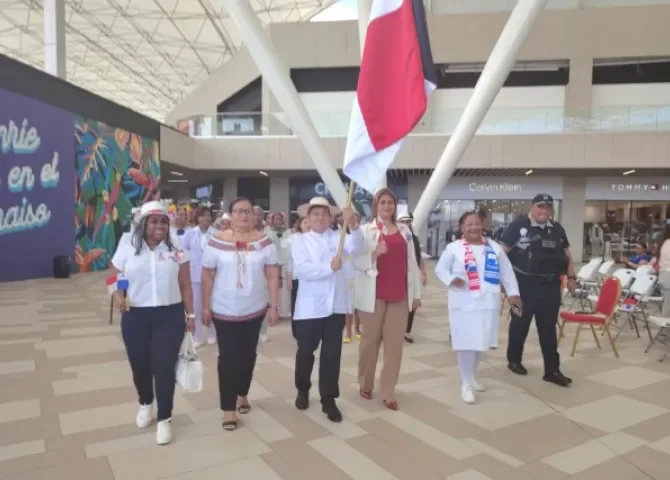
left=412, top=0, right=549, bottom=230
left=223, top=0, right=348, bottom=207
left=43, top=0, right=66, bottom=79
left=269, top=176, right=290, bottom=215
left=222, top=176, right=237, bottom=211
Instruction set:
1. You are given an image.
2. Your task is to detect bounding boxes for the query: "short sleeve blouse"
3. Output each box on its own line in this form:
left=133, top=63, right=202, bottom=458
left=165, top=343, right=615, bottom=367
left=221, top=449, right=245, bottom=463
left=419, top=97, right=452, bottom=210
left=202, top=234, right=278, bottom=321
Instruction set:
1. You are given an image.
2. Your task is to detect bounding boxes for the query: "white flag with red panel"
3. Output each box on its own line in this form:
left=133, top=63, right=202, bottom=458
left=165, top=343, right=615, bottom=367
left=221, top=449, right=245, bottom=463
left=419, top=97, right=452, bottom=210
left=343, top=0, right=437, bottom=194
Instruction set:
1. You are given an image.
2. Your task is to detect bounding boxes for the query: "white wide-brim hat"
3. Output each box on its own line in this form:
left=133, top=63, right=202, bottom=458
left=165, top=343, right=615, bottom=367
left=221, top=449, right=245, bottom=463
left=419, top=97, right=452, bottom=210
left=297, top=196, right=340, bottom=218
left=137, top=200, right=169, bottom=223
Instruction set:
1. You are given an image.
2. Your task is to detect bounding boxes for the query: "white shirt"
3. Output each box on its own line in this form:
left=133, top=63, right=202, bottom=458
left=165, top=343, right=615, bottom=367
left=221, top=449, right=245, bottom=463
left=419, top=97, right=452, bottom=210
left=292, top=228, right=362, bottom=320
left=202, top=235, right=278, bottom=321
left=111, top=241, right=189, bottom=308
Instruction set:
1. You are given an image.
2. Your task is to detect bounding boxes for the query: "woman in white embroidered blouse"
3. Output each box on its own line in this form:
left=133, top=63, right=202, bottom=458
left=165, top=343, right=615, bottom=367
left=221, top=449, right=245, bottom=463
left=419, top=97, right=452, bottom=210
left=107, top=201, right=194, bottom=445
left=201, top=197, right=280, bottom=431
left=435, top=211, right=521, bottom=404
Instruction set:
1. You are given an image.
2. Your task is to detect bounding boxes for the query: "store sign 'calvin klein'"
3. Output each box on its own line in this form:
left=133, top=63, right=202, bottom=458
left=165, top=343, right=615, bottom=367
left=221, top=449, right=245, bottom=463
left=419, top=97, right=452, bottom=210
left=468, top=182, right=522, bottom=193
left=610, top=183, right=669, bottom=192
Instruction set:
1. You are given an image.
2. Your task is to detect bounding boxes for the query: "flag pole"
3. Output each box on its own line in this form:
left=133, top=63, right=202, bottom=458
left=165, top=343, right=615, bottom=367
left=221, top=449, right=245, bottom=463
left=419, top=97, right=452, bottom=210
left=336, top=0, right=370, bottom=257
left=222, top=0, right=348, bottom=207
left=336, top=182, right=356, bottom=257
left=411, top=0, right=549, bottom=231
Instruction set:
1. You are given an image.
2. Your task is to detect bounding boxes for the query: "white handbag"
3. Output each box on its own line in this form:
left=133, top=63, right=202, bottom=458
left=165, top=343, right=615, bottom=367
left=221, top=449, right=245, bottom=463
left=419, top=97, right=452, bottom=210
left=175, top=333, right=204, bottom=393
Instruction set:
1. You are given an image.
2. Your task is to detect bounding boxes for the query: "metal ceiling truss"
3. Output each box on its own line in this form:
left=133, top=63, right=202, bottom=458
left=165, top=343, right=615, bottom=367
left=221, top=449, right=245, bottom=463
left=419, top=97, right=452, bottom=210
left=0, top=0, right=332, bottom=120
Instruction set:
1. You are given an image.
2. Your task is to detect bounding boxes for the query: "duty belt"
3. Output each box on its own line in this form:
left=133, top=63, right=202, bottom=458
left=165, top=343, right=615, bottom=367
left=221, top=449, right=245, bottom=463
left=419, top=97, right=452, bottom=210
left=512, top=266, right=559, bottom=279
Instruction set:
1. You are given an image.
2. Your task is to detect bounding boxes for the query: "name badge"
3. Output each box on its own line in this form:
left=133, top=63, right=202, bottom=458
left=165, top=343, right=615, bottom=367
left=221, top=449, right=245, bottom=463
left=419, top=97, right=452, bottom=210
left=541, top=239, right=557, bottom=249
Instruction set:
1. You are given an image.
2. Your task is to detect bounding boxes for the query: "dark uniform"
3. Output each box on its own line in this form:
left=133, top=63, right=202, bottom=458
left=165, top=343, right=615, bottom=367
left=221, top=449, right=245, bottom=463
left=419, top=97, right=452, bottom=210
left=501, top=194, right=573, bottom=387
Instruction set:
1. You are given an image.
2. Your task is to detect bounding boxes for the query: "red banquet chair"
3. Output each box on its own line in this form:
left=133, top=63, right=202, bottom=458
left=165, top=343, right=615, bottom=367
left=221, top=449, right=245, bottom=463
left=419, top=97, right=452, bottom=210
left=559, top=276, right=621, bottom=359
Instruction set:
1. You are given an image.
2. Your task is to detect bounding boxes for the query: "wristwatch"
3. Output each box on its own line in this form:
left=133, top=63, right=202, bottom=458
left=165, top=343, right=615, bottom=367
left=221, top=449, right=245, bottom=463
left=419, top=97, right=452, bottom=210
left=186, top=313, right=196, bottom=319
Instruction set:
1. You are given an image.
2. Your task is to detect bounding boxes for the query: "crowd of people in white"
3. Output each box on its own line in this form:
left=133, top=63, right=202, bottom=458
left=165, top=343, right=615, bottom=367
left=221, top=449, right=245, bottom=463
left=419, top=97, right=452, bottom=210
left=107, top=189, right=525, bottom=445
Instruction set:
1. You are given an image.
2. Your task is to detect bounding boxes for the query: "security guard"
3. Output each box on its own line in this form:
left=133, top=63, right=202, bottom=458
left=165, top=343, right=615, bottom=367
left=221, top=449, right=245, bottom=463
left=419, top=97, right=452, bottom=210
left=500, top=194, right=577, bottom=387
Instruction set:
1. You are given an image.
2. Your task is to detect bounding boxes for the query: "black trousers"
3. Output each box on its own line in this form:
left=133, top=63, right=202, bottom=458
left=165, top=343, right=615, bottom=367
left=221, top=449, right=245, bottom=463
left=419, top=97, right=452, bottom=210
left=406, top=309, right=416, bottom=334
left=213, top=315, right=264, bottom=411
left=121, top=303, right=185, bottom=421
left=294, top=314, right=346, bottom=406
left=290, top=279, right=299, bottom=339
left=507, top=275, right=562, bottom=374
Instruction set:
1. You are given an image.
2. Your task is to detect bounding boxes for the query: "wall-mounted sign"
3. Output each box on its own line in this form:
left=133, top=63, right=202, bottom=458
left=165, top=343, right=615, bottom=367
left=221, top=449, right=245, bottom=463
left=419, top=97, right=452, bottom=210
left=438, top=177, right=563, bottom=200
left=586, top=178, right=670, bottom=200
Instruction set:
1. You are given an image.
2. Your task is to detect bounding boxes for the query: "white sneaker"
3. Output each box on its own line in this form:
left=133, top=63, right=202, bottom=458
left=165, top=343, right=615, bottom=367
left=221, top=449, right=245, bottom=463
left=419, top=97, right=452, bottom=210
left=193, top=339, right=202, bottom=348
left=207, top=336, right=216, bottom=345
left=136, top=404, right=153, bottom=428
left=461, top=385, right=476, bottom=404
left=471, top=381, right=486, bottom=392
left=259, top=334, right=269, bottom=343
left=156, top=419, right=172, bottom=445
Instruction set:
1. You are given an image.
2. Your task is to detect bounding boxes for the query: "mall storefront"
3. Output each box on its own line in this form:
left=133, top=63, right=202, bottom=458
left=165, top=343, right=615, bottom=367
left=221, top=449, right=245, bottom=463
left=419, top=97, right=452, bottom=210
left=288, top=177, right=408, bottom=224
left=583, top=178, right=670, bottom=263
left=426, top=177, right=564, bottom=257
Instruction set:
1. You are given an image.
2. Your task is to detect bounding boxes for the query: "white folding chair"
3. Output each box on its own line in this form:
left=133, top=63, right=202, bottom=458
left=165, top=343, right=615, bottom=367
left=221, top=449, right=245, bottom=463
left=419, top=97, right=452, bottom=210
left=586, top=268, right=635, bottom=307
left=615, top=274, right=656, bottom=343
left=645, top=316, right=670, bottom=362
left=567, top=258, right=603, bottom=310
left=584, top=260, right=616, bottom=291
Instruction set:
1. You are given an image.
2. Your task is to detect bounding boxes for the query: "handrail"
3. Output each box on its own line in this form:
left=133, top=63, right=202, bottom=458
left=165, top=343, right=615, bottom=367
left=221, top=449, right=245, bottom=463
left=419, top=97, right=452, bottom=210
left=176, top=105, right=670, bottom=137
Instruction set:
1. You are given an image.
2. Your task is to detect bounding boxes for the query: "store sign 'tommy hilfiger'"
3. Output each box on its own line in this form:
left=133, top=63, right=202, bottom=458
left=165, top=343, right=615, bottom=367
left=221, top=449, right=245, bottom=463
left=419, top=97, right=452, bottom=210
left=610, top=183, right=670, bottom=192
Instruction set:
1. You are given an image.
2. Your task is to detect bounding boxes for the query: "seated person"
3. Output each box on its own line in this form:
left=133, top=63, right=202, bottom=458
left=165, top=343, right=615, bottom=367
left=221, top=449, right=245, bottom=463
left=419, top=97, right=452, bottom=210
left=626, top=243, right=652, bottom=269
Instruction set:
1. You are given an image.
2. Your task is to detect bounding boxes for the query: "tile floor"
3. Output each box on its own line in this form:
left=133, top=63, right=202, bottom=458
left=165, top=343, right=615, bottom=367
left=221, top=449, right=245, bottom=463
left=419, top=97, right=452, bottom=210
left=0, top=266, right=669, bottom=479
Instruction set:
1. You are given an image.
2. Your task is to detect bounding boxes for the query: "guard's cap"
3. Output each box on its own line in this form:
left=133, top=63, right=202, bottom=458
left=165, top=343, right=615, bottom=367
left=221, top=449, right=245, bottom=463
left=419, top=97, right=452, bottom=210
left=532, top=193, right=554, bottom=206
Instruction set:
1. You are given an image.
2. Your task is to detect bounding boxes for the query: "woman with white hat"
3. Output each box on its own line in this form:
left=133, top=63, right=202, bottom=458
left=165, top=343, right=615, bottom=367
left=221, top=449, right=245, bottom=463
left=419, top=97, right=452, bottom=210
left=291, top=197, right=361, bottom=422
left=106, top=200, right=195, bottom=445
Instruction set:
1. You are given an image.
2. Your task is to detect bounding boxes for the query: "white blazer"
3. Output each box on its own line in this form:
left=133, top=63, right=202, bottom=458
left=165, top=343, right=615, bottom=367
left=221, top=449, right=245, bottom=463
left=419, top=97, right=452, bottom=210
left=352, top=222, right=421, bottom=313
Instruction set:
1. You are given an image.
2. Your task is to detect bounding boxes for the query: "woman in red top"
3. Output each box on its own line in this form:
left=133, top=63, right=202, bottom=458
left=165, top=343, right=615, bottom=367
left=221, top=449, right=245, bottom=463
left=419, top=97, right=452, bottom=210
left=354, top=189, right=422, bottom=410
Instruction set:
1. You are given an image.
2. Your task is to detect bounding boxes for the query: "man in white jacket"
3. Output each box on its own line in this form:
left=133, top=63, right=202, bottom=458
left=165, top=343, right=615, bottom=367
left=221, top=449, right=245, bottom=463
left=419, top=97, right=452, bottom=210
left=291, top=197, right=361, bottom=422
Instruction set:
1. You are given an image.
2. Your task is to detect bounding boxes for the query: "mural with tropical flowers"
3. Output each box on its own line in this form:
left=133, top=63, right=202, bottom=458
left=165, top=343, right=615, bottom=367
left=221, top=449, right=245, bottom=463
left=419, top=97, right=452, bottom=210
left=74, top=116, right=161, bottom=272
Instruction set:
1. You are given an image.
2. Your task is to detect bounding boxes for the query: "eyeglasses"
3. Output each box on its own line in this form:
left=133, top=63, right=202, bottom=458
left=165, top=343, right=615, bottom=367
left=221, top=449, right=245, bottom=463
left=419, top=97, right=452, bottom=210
left=232, top=208, right=252, bottom=216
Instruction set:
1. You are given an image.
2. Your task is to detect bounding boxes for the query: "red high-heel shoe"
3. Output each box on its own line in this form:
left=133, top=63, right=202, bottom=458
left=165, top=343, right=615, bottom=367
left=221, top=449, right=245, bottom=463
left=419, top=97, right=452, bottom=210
left=383, top=399, right=398, bottom=411
left=359, top=389, right=372, bottom=400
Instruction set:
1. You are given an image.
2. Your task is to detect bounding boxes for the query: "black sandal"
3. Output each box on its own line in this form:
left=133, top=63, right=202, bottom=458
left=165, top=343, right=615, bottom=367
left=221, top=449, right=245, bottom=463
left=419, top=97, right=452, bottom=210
left=222, top=420, right=238, bottom=431
left=237, top=404, right=251, bottom=415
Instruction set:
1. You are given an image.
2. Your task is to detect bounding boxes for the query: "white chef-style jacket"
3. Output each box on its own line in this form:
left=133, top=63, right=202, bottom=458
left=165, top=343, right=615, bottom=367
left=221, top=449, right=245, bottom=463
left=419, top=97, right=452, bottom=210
left=291, top=228, right=363, bottom=320
left=111, top=241, right=190, bottom=308
left=435, top=239, right=519, bottom=351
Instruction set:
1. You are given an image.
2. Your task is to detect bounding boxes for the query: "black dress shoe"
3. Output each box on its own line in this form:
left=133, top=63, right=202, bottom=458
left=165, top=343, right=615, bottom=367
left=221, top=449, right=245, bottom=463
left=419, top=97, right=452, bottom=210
left=295, top=392, right=309, bottom=410
left=507, top=363, right=528, bottom=375
left=322, top=403, right=343, bottom=423
left=555, top=371, right=573, bottom=384
left=543, top=372, right=571, bottom=387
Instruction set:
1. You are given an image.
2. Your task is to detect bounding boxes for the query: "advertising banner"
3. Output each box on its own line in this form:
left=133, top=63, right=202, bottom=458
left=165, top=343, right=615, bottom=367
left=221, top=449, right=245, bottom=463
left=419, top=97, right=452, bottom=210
left=0, top=88, right=75, bottom=282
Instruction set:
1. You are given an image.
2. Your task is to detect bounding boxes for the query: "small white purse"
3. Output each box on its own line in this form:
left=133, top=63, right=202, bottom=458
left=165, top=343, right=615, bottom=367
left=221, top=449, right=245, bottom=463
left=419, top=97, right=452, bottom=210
left=175, top=333, right=204, bottom=393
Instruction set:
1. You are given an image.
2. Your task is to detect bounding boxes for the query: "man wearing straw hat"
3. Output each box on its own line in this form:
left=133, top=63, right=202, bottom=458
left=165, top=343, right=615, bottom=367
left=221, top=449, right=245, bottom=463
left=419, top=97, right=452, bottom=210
left=291, top=196, right=360, bottom=422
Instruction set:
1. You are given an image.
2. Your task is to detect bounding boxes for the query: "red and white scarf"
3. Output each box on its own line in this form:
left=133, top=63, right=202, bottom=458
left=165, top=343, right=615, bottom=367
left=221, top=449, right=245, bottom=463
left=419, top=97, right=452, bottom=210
left=462, top=238, right=481, bottom=292
left=462, top=237, right=500, bottom=293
